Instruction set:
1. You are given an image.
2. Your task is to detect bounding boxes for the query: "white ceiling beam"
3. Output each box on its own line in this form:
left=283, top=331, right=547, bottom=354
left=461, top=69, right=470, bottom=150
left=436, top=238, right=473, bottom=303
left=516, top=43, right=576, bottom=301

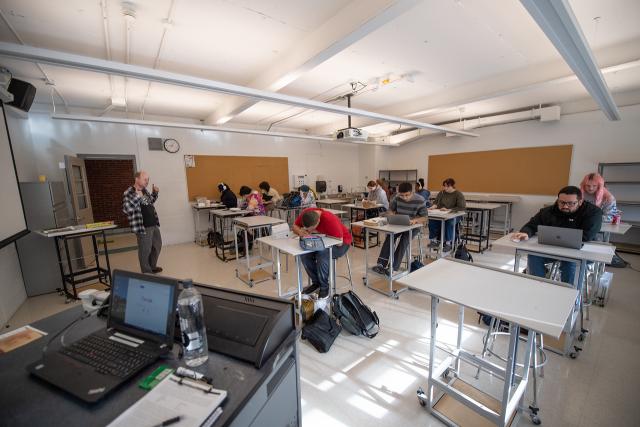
left=520, top=0, right=621, bottom=120
left=206, top=0, right=421, bottom=125
left=309, top=57, right=638, bottom=136
left=0, top=42, right=478, bottom=136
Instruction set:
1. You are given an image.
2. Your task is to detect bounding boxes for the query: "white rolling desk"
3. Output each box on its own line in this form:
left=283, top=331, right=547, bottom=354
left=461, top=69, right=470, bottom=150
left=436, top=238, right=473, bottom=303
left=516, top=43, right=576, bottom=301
left=316, top=198, right=351, bottom=210
left=464, top=203, right=502, bottom=253
left=257, top=235, right=342, bottom=319
left=191, top=202, right=225, bottom=244
left=210, top=209, right=249, bottom=261
left=352, top=220, right=423, bottom=298
left=427, top=210, right=467, bottom=258
left=463, top=194, right=521, bottom=235
left=599, top=222, right=632, bottom=242
left=233, top=216, right=286, bottom=287
left=492, top=234, right=615, bottom=357
left=397, top=259, right=577, bottom=427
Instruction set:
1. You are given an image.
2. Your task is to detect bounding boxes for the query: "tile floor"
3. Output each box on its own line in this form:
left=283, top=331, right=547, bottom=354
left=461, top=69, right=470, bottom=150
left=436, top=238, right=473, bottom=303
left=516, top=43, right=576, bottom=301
left=5, top=239, right=640, bottom=427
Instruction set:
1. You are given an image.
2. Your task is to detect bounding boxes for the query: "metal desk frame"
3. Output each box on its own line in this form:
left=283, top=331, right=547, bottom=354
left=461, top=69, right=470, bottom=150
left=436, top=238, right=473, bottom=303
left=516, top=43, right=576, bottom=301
left=427, top=211, right=466, bottom=259
left=361, top=222, right=424, bottom=299
left=233, top=216, right=285, bottom=287
left=464, top=206, right=497, bottom=253
left=211, top=209, right=249, bottom=262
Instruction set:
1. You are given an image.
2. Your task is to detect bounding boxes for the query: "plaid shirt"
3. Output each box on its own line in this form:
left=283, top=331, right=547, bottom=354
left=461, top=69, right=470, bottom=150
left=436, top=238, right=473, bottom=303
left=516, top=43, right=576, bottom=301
left=122, top=186, right=159, bottom=234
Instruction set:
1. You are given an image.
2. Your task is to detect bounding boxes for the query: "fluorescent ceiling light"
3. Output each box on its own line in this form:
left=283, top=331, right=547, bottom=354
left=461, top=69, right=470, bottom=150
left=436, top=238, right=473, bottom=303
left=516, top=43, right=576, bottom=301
left=51, top=113, right=334, bottom=141
left=0, top=42, right=478, bottom=137
left=520, top=0, right=621, bottom=121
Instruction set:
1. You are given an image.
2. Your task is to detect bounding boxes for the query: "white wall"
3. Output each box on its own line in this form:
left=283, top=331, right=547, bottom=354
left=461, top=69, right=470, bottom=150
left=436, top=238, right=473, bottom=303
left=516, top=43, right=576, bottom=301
left=373, top=104, right=640, bottom=229
left=15, top=113, right=364, bottom=245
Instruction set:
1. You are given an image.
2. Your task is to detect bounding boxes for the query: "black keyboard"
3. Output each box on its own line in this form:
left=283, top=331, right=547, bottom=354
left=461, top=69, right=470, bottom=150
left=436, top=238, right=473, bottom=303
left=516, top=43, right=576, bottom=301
left=60, top=334, right=156, bottom=378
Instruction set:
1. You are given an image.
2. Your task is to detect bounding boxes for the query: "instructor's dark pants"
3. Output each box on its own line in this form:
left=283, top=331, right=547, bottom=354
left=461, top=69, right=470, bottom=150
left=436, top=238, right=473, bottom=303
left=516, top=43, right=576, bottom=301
left=136, top=226, right=162, bottom=273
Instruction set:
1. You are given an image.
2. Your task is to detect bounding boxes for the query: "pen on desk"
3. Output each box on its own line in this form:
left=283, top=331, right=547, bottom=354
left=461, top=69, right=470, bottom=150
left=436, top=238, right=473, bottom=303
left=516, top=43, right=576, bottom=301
left=152, top=415, right=182, bottom=427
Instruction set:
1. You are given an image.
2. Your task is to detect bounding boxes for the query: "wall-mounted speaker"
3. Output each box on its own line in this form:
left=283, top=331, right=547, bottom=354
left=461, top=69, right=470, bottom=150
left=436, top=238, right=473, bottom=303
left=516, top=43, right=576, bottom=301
left=7, top=79, right=36, bottom=112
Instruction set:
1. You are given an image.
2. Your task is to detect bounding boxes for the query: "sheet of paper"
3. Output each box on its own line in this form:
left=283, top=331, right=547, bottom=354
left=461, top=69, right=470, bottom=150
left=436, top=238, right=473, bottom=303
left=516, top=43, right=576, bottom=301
left=0, top=325, right=47, bottom=353
left=108, top=375, right=226, bottom=427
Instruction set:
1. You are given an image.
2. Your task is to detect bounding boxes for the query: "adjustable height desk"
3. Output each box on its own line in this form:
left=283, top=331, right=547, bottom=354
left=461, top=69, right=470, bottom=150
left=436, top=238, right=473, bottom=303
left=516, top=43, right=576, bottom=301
left=352, top=220, right=423, bottom=298
left=233, top=216, right=285, bottom=287
left=257, top=235, right=342, bottom=319
left=426, top=210, right=467, bottom=258
left=191, top=202, right=225, bottom=244
left=210, top=209, right=249, bottom=262
left=492, top=234, right=615, bottom=357
left=315, top=198, right=351, bottom=210
left=464, top=203, right=502, bottom=253
left=397, top=258, right=577, bottom=427
left=36, top=224, right=117, bottom=300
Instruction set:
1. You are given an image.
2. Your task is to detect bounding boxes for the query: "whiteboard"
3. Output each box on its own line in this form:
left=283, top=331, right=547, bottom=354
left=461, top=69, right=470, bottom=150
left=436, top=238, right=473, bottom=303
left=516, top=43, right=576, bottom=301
left=0, top=105, right=27, bottom=247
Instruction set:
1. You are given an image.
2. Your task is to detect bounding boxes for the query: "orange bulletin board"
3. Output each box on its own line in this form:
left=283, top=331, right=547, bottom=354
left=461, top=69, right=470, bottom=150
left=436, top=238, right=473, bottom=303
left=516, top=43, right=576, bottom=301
left=185, top=155, right=289, bottom=201
left=427, top=145, right=573, bottom=195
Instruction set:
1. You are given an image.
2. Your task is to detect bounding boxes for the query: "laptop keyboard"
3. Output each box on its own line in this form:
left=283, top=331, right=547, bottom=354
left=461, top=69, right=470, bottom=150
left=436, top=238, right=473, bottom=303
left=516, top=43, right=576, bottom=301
left=60, top=334, right=156, bottom=378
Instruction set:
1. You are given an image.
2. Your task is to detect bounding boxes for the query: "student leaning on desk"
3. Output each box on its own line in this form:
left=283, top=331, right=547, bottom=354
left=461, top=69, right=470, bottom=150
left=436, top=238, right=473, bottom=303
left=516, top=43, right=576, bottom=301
left=372, top=182, right=428, bottom=277
left=366, top=180, right=389, bottom=211
left=512, top=185, right=603, bottom=283
left=292, top=208, right=352, bottom=299
left=427, top=177, right=466, bottom=252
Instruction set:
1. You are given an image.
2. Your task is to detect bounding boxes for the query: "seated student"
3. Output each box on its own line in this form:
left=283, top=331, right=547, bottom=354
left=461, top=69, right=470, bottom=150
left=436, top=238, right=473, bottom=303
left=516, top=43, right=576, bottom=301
left=292, top=208, right=352, bottom=299
left=377, top=178, right=391, bottom=201
left=512, top=186, right=602, bottom=284
left=217, top=182, right=238, bottom=208
left=238, top=186, right=265, bottom=215
left=373, top=182, right=427, bottom=276
left=366, top=180, right=389, bottom=211
left=299, top=185, right=316, bottom=207
left=428, top=178, right=466, bottom=251
left=258, top=181, right=282, bottom=208
left=415, top=178, right=431, bottom=207
left=580, top=173, right=617, bottom=222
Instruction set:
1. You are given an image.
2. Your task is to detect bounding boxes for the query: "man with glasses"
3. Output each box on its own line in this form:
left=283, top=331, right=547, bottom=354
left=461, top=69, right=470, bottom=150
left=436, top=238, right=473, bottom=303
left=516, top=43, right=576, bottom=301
left=373, top=182, right=428, bottom=276
left=512, top=186, right=602, bottom=283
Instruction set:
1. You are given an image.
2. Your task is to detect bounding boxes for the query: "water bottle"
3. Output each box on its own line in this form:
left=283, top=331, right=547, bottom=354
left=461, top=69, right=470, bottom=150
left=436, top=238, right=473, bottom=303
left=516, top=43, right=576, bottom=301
left=177, top=279, right=209, bottom=367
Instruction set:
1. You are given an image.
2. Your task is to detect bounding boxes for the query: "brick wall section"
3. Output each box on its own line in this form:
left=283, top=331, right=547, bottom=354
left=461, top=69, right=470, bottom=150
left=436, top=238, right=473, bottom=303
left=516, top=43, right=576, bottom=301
left=84, top=159, right=135, bottom=227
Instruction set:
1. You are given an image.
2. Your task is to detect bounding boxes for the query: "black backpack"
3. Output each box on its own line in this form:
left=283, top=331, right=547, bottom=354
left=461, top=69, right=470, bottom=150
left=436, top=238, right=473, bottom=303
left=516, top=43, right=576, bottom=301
left=332, top=291, right=379, bottom=338
left=301, top=309, right=342, bottom=353
left=454, top=241, right=473, bottom=262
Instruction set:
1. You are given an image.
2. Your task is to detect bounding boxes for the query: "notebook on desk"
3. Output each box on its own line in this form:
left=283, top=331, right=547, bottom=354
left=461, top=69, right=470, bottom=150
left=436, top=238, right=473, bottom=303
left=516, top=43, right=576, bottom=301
left=28, top=270, right=179, bottom=403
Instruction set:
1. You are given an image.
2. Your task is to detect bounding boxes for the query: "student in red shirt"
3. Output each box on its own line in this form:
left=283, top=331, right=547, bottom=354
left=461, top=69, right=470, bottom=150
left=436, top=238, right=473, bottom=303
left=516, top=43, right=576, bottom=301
left=292, top=208, right=351, bottom=299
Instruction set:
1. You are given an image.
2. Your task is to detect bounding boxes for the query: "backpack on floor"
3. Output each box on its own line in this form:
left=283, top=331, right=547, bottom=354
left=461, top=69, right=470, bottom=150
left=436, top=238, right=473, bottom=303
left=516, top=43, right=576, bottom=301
left=207, top=231, right=224, bottom=248
left=332, top=291, right=379, bottom=338
left=454, top=242, right=473, bottom=262
left=301, top=309, right=342, bottom=353
left=410, top=259, right=425, bottom=272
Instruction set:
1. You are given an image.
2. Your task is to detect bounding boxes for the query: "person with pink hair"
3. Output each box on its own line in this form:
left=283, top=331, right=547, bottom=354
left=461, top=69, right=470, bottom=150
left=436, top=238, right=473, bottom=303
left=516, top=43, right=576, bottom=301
left=580, top=172, right=618, bottom=222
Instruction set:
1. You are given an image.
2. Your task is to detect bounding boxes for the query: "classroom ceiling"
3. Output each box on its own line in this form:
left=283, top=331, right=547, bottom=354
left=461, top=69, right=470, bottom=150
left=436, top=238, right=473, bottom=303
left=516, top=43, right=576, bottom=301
left=0, top=0, right=639, bottom=138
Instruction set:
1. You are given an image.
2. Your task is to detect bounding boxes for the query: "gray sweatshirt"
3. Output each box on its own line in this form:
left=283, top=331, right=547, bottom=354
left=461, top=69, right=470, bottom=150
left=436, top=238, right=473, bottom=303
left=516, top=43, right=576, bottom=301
left=367, top=186, right=389, bottom=210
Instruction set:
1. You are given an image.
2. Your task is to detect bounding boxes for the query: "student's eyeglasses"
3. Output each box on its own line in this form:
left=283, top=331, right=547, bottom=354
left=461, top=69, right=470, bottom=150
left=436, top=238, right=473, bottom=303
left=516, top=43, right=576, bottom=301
left=558, top=200, right=579, bottom=207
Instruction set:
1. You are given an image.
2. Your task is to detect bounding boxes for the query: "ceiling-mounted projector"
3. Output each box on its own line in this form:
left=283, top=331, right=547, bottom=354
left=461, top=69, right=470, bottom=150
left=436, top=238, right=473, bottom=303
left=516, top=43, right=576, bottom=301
left=335, top=127, right=368, bottom=142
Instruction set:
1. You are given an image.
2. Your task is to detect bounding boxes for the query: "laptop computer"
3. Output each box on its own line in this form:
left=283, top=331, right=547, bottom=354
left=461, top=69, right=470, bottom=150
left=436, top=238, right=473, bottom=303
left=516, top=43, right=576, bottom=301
left=28, top=270, right=178, bottom=403
left=538, top=225, right=584, bottom=249
left=387, top=214, right=412, bottom=226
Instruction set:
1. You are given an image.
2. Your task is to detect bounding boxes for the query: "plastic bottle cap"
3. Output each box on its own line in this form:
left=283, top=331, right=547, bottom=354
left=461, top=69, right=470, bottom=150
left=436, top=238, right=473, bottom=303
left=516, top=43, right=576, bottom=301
left=182, top=279, right=194, bottom=288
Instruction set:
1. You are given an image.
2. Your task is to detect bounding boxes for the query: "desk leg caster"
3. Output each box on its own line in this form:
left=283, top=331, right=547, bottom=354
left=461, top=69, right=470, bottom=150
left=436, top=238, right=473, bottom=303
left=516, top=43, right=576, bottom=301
left=569, top=346, right=582, bottom=359
left=417, top=387, right=426, bottom=407
left=578, top=332, right=587, bottom=342
left=529, top=406, right=541, bottom=425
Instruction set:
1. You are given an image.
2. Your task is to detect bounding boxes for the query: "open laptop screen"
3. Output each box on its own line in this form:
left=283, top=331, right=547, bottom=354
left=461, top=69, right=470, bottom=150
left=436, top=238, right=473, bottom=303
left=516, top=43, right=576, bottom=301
left=108, top=270, right=178, bottom=345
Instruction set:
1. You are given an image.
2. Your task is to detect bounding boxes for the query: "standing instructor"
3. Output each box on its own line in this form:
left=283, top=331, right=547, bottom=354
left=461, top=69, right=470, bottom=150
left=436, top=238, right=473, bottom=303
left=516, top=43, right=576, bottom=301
left=123, top=171, right=163, bottom=274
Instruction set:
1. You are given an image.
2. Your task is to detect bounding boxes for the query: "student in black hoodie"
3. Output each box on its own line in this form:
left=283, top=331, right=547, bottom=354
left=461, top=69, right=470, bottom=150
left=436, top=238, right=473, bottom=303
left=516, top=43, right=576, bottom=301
left=512, top=186, right=602, bottom=284
left=217, top=182, right=238, bottom=209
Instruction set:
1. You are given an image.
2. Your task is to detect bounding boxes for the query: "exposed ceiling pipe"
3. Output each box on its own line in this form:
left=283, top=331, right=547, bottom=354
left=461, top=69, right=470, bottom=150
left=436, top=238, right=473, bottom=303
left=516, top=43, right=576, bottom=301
left=0, top=42, right=478, bottom=137
left=141, top=0, right=177, bottom=119
left=0, top=8, right=69, bottom=112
